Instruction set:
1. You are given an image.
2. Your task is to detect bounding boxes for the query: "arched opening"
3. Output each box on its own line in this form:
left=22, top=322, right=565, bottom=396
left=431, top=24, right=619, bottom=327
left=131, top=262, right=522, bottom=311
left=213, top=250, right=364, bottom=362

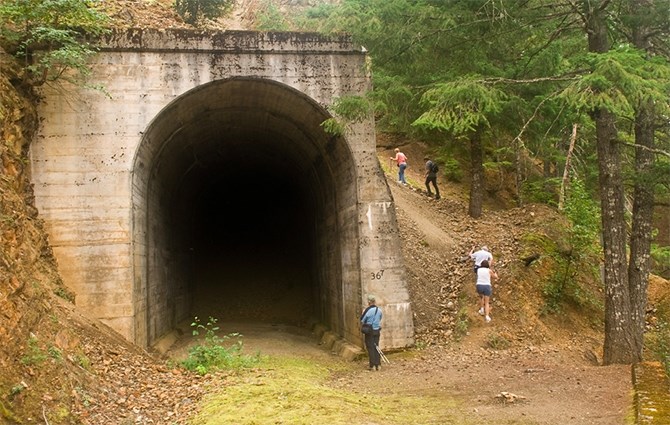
left=131, top=78, right=358, bottom=346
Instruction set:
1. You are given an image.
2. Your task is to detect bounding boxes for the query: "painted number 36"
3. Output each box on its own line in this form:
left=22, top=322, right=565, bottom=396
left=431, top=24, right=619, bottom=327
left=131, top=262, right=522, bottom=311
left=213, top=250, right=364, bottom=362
left=371, top=270, right=385, bottom=280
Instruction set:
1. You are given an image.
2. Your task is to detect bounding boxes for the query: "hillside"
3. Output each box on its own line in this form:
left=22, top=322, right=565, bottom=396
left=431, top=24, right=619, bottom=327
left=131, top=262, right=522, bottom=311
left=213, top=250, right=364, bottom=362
left=1, top=1, right=668, bottom=424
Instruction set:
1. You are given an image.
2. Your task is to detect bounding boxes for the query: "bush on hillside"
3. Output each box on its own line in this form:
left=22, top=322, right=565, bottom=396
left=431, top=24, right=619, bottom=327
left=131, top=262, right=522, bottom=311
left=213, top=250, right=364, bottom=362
left=0, top=0, right=109, bottom=86
left=174, top=0, right=233, bottom=25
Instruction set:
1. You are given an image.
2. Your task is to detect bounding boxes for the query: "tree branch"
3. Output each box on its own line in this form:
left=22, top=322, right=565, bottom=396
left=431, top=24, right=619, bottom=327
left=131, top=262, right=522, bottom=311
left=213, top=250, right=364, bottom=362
left=621, top=141, right=670, bottom=158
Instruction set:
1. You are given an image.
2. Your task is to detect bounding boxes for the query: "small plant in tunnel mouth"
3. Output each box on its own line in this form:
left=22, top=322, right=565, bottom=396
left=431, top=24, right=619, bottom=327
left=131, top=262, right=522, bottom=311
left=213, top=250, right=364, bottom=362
left=180, top=316, right=260, bottom=375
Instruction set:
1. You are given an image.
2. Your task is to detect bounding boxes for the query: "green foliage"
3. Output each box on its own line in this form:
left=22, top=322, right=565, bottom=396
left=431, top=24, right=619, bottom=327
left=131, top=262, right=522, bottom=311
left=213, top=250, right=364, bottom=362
left=321, top=95, right=373, bottom=136
left=48, top=345, right=63, bottom=361
left=561, top=48, right=670, bottom=118
left=651, top=243, right=670, bottom=279
left=562, top=179, right=601, bottom=248
left=521, top=177, right=561, bottom=206
left=368, top=74, right=419, bottom=133
left=54, top=285, right=74, bottom=302
left=181, top=317, right=260, bottom=375
left=0, top=0, right=109, bottom=86
left=486, top=333, right=511, bottom=350
left=542, top=179, right=602, bottom=314
left=413, top=78, right=507, bottom=134
left=331, top=95, right=372, bottom=121
left=320, top=118, right=345, bottom=137
left=255, top=0, right=290, bottom=31
left=74, top=353, right=91, bottom=370
left=174, top=0, right=233, bottom=25
left=9, top=382, right=27, bottom=398
left=452, top=293, right=470, bottom=340
left=441, top=158, right=463, bottom=183
left=20, top=335, right=47, bottom=365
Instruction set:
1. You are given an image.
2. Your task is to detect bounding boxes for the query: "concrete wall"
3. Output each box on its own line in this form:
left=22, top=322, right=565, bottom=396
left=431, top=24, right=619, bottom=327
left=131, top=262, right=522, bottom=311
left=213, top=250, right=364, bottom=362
left=31, top=29, right=413, bottom=350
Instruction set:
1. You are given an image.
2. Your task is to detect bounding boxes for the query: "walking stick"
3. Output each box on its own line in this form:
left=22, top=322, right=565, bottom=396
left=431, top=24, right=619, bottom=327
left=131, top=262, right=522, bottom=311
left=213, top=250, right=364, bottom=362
left=375, top=344, right=390, bottom=364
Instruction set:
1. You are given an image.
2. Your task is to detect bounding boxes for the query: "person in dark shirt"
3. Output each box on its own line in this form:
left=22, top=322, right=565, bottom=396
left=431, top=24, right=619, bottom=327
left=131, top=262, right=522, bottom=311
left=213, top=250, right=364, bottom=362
left=424, top=156, right=440, bottom=200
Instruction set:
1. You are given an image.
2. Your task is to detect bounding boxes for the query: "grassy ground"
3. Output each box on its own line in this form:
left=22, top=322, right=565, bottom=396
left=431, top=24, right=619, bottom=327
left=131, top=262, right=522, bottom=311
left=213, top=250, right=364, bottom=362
left=190, top=355, right=481, bottom=425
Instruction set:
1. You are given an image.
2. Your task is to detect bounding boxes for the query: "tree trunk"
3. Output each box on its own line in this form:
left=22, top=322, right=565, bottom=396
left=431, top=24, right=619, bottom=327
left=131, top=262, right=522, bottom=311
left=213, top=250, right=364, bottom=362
left=627, top=0, right=657, bottom=363
left=628, top=103, right=655, bottom=362
left=468, top=129, right=484, bottom=218
left=583, top=0, right=636, bottom=364
left=595, top=109, right=635, bottom=364
left=515, top=136, right=522, bottom=206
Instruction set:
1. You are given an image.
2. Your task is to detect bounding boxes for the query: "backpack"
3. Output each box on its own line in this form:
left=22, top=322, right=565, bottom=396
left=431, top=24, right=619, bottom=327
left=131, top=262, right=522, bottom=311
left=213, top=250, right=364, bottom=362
left=430, top=162, right=439, bottom=173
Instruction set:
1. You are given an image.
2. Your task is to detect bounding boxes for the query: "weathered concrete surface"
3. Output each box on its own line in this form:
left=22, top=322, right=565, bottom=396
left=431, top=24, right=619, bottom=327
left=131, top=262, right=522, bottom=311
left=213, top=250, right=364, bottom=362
left=32, top=29, right=413, bottom=350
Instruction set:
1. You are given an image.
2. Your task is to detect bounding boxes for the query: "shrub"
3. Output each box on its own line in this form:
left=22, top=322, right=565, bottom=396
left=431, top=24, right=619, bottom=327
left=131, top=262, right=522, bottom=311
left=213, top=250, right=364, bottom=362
left=520, top=177, right=560, bottom=206
left=181, top=317, right=260, bottom=375
left=541, top=179, right=602, bottom=314
left=20, top=335, right=47, bottom=365
left=174, top=0, right=233, bottom=25
left=255, top=0, right=290, bottom=31
left=0, top=0, right=109, bottom=86
left=442, top=158, right=463, bottom=182
left=486, top=333, right=511, bottom=350
left=651, top=243, right=670, bottom=279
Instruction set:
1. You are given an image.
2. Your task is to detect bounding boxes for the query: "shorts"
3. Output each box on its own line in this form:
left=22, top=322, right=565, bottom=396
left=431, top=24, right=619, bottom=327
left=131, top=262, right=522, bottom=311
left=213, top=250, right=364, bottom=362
left=476, top=284, right=492, bottom=297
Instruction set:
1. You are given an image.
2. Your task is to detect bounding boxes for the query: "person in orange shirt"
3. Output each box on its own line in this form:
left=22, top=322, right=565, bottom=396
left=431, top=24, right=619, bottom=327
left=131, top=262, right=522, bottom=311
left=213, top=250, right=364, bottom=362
left=390, top=148, right=408, bottom=185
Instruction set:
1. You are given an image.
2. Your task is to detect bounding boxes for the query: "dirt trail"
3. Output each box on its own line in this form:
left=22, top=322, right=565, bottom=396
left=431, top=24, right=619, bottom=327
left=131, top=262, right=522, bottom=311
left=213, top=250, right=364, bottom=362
left=390, top=181, right=457, bottom=252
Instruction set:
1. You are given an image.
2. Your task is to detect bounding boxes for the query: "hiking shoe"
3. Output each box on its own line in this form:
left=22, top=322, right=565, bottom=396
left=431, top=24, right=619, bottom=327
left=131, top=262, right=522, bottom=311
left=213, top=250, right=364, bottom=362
left=478, top=307, right=484, bottom=315
left=435, top=195, right=441, bottom=200
left=375, top=365, right=381, bottom=371
left=485, top=315, right=492, bottom=323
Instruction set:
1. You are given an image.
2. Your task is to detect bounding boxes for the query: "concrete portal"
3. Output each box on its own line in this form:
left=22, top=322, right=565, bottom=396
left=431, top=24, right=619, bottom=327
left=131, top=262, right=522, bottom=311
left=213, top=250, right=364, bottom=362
left=32, top=29, right=413, bottom=352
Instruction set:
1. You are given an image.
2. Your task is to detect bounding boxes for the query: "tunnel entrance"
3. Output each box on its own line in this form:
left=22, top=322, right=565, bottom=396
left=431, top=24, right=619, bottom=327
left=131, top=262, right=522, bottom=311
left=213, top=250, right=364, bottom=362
left=133, top=77, right=356, bottom=347
left=32, top=30, right=414, bottom=350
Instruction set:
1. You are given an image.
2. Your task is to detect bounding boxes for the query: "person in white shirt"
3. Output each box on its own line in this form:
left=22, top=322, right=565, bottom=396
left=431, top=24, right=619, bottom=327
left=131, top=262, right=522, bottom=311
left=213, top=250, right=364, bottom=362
left=469, top=245, right=493, bottom=274
left=476, top=259, right=498, bottom=323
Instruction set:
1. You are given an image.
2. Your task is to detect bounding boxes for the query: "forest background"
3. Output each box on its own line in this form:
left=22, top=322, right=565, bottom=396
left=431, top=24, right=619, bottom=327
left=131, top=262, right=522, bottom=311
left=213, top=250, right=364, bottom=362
left=1, top=0, right=670, bottom=423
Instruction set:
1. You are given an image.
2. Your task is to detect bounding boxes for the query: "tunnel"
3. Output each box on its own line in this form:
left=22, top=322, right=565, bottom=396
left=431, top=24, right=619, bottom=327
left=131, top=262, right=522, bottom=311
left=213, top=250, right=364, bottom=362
left=131, top=77, right=358, bottom=346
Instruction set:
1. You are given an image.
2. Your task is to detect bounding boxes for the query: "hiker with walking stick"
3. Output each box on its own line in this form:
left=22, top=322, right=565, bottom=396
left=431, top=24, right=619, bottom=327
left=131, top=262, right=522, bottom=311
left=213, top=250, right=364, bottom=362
left=360, top=294, right=383, bottom=371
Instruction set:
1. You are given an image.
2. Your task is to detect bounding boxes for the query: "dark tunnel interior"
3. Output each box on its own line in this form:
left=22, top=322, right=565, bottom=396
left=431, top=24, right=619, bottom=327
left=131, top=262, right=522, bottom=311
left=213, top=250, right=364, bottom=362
left=182, top=162, right=317, bottom=325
